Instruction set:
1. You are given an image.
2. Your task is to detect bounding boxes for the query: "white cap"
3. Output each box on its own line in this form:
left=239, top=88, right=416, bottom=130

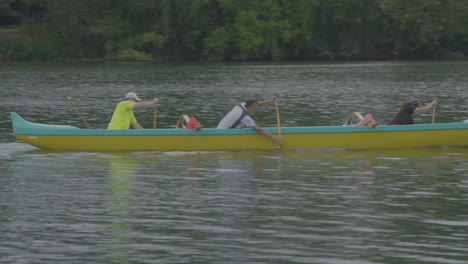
left=125, top=92, right=141, bottom=102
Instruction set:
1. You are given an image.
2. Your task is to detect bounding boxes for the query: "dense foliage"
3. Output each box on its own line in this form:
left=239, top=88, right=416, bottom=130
left=1, top=0, right=467, bottom=60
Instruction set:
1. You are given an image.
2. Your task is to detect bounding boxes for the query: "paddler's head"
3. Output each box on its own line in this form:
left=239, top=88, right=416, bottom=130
left=125, top=92, right=142, bottom=102
left=407, top=98, right=421, bottom=107
left=245, top=99, right=259, bottom=114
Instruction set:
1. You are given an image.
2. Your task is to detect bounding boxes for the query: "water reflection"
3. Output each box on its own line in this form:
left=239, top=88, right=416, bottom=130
left=107, top=154, right=137, bottom=262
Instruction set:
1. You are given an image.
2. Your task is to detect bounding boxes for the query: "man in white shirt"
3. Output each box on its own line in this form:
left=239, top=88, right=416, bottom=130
left=217, top=97, right=283, bottom=145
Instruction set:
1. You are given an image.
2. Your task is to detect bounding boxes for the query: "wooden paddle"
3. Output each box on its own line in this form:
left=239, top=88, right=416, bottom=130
left=432, top=104, right=436, bottom=124
left=153, top=103, right=158, bottom=128
left=275, top=100, right=282, bottom=141
left=67, top=97, right=91, bottom=129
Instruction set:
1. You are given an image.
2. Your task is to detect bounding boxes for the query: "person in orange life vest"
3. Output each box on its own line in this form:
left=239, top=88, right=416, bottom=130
left=108, top=92, right=159, bottom=129
left=217, top=97, right=282, bottom=145
left=388, top=98, right=437, bottom=125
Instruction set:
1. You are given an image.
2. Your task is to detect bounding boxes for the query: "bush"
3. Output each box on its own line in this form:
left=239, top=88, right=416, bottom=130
left=0, top=35, right=55, bottom=59
left=104, top=31, right=166, bottom=60
left=113, top=49, right=152, bottom=61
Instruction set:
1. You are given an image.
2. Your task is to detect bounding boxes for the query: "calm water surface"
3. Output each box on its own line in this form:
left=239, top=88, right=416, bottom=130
left=1, top=61, right=468, bottom=263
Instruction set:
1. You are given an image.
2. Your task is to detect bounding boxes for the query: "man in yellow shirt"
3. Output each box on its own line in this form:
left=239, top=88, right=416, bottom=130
left=108, top=92, right=159, bottom=129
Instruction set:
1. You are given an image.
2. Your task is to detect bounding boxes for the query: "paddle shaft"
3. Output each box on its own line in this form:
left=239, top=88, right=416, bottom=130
left=153, top=104, right=158, bottom=128
left=275, top=101, right=282, bottom=138
left=67, top=97, right=91, bottom=129
left=432, top=104, right=436, bottom=124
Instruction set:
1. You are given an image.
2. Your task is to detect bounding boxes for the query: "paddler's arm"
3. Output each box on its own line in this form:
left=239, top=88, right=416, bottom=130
left=257, top=96, right=277, bottom=107
left=414, top=100, right=437, bottom=113
left=132, top=123, right=144, bottom=129
left=252, top=125, right=283, bottom=145
left=134, top=97, right=159, bottom=109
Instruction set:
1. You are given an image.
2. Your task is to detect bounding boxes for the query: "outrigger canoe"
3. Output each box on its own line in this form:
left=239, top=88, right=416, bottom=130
left=10, top=112, right=468, bottom=151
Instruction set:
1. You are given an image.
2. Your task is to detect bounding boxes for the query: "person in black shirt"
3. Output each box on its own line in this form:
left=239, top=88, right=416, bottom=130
left=388, top=98, right=437, bottom=125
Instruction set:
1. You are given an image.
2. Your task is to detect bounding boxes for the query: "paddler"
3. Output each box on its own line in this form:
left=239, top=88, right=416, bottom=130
left=388, top=98, right=437, bottom=125
left=217, top=97, right=282, bottom=145
left=108, top=92, right=159, bottom=129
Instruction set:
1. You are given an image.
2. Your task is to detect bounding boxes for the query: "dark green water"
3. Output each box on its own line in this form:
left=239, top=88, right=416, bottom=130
left=1, top=61, right=468, bottom=264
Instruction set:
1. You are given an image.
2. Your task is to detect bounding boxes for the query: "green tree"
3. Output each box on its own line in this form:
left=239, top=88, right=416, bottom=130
left=0, top=0, right=21, bottom=26
left=1, top=0, right=467, bottom=60
left=387, top=0, right=468, bottom=58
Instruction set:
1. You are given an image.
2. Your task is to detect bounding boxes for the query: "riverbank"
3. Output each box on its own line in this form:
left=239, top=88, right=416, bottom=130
left=0, top=29, right=466, bottom=62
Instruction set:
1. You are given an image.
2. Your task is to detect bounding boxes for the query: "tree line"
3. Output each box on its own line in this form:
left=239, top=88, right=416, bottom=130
left=0, top=0, right=467, bottom=61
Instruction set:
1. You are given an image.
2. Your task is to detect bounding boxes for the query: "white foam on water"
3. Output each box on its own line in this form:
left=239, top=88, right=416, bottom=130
left=0, top=142, right=38, bottom=159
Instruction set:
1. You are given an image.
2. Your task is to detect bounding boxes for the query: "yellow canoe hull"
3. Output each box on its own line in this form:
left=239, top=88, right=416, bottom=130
left=14, top=128, right=468, bottom=151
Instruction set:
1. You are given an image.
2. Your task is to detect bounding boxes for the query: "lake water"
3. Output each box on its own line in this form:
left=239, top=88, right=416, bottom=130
left=1, top=60, right=468, bottom=264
